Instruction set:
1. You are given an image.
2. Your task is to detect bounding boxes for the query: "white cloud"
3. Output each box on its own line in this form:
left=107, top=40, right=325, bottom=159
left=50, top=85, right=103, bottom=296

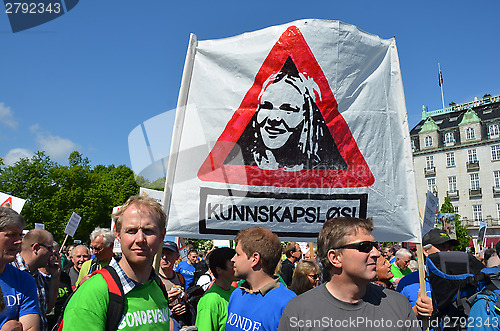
left=31, top=124, right=78, bottom=162
left=3, top=148, right=33, bottom=166
left=0, top=102, right=18, bottom=129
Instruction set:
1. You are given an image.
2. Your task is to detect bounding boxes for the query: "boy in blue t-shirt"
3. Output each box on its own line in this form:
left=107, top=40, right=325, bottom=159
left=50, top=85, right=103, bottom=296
left=226, top=227, right=296, bottom=331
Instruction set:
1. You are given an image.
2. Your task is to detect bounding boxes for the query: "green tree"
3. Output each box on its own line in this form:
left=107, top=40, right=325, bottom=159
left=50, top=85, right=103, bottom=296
left=439, top=197, right=470, bottom=251
left=0, top=151, right=140, bottom=243
left=0, top=151, right=59, bottom=230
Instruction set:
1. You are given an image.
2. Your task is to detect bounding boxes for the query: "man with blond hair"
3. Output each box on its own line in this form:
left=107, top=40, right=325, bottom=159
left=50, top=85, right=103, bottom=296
left=279, top=217, right=418, bottom=331
left=62, top=195, right=172, bottom=330
left=225, top=227, right=295, bottom=331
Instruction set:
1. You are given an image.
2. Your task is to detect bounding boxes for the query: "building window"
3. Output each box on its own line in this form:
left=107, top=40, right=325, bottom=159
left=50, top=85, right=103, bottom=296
left=448, top=176, right=457, bottom=192
left=446, top=152, right=455, bottom=167
left=427, top=178, right=436, bottom=194
left=454, top=206, right=459, bottom=214
left=470, top=173, right=480, bottom=190
left=426, top=156, right=434, bottom=169
left=492, top=145, right=500, bottom=161
left=466, top=127, right=476, bottom=140
left=490, top=124, right=499, bottom=138
left=473, top=205, right=483, bottom=223
left=497, top=203, right=500, bottom=220
left=495, top=171, right=500, bottom=188
left=444, top=132, right=454, bottom=145
left=424, top=136, right=433, bottom=147
left=411, top=140, right=416, bottom=151
left=468, top=149, right=478, bottom=163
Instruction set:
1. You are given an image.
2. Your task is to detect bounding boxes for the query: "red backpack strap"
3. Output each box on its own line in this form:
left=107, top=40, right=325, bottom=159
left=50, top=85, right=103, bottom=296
left=94, top=266, right=124, bottom=331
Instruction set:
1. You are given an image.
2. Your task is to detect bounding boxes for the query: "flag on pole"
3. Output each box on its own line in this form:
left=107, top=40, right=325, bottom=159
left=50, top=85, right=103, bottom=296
left=478, top=221, right=487, bottom=248
left=164, top=19, right=420, bottom=242
left=438, top=64, right=444, bottom=87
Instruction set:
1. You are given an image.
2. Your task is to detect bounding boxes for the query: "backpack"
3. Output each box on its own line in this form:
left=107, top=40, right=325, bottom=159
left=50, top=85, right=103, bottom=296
left=186, top=274, right=215, bottom=310
left=53, top=266, right=169, bottom=331
left=467, top=289, right=500, bottom=331
left=426, top=251, right=496, bottom=330
left=427, top=251, right=485, bottom=317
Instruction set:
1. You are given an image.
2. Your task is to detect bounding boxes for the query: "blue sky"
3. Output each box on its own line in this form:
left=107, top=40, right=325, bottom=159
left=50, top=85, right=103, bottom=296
left=1, top=0, right=499, bottom=180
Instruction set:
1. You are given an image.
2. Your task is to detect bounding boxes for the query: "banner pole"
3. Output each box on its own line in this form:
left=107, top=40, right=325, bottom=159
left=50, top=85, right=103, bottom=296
left=308, top=242, right=315, bottom=259
left=155, top=33, right=198, bottom=272
left=59, top=234, right=69, bottom=255
left=417, top=206, right=430, bottom=331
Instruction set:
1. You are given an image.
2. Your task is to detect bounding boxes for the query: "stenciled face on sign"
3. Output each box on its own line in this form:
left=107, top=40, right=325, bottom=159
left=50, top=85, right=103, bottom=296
left=225, top=57, right=347, bottom=172
left=256, top=79, right=306, bottom=150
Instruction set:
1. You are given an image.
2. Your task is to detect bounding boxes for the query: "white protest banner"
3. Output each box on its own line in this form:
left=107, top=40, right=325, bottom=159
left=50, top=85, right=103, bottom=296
left=164, top=19, right=420, bottom=242
left=422, top=191, right=439, bottom=236
left=139, top=187, right=164, bottom=206
left=64, top=212, right=82, bottom=237
left=0, top=192, right=26, bottom=214
left=34, top=223, right=45, bottom=230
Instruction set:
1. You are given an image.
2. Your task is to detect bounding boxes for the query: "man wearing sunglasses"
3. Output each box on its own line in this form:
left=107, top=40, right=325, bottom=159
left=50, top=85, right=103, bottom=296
left=13, top=229, right=61, bottom=331
left=75, top=227, right=115, bottom=287
left=279, top=217, right=419, bottom=330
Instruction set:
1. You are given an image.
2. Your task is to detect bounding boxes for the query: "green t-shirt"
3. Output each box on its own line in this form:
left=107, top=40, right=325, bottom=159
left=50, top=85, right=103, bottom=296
left=62, top=273, right=170, bottom=331
left=390, top=262, right=411, bottom=281
left=195, top=283, right=235, bottom=331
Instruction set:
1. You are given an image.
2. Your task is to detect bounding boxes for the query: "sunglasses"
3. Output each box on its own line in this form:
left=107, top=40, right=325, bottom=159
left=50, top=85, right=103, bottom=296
left=308, top=274, right=320, bottom=280
left=33, top=243, right=53, bottom=252
left=332, top=241, right=378, bottom=253
left=90, top=246, right=104, bottom=252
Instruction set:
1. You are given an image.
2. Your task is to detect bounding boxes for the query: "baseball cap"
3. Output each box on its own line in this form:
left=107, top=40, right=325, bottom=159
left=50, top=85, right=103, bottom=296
left=422, top=229, right=459, bottom=247
left=162, top=241, right=179, bottom=254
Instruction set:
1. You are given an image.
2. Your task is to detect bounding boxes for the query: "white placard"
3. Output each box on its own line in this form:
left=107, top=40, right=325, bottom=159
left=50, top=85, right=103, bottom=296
left=64, top=212, right=82, bottom=237
left=422, top=191, right=439, bottom=236
left=0, top=192, right=26, bottom=214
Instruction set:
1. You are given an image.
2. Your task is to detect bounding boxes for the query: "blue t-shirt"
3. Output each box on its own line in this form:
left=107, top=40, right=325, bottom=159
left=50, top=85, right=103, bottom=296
left=396, top=270, right=432, bottom=305
left=175, top=261, right=197, bottom=287
left=0, top=264, right=40, bottom=327
left=225, top=282, right=296, bottom=331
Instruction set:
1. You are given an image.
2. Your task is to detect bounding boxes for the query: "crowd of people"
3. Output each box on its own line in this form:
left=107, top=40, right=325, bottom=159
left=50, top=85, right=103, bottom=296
left=0, top=196, right=497, bottom=330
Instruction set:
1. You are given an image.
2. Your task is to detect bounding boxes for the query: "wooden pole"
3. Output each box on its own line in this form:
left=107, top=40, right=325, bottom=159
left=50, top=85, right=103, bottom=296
left=417, top=207, right=430, bottom=331
left=59, top=234, right=69, bottom=255
left=155, top=33, right=198, bottom=273
left=308, top=242, right=315, bottom=259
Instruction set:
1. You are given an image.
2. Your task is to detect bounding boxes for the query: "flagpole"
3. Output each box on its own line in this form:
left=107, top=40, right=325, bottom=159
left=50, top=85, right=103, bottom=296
left=438, top=62, right=445, bottom=109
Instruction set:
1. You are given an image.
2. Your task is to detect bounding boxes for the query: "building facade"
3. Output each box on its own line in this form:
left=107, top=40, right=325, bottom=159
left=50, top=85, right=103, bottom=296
left=410, top=94, right=500, bottom=246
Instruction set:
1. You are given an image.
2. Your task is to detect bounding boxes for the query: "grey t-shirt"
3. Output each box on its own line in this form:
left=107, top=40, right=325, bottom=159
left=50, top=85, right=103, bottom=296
left=278, top=283, right=419, bottom=331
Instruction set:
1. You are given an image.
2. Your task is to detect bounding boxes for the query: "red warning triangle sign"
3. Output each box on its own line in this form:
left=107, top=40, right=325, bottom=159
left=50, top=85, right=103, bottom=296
left=198, top=25, right=374, bottom=188
left=0, top=197, right=13, bottom=208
